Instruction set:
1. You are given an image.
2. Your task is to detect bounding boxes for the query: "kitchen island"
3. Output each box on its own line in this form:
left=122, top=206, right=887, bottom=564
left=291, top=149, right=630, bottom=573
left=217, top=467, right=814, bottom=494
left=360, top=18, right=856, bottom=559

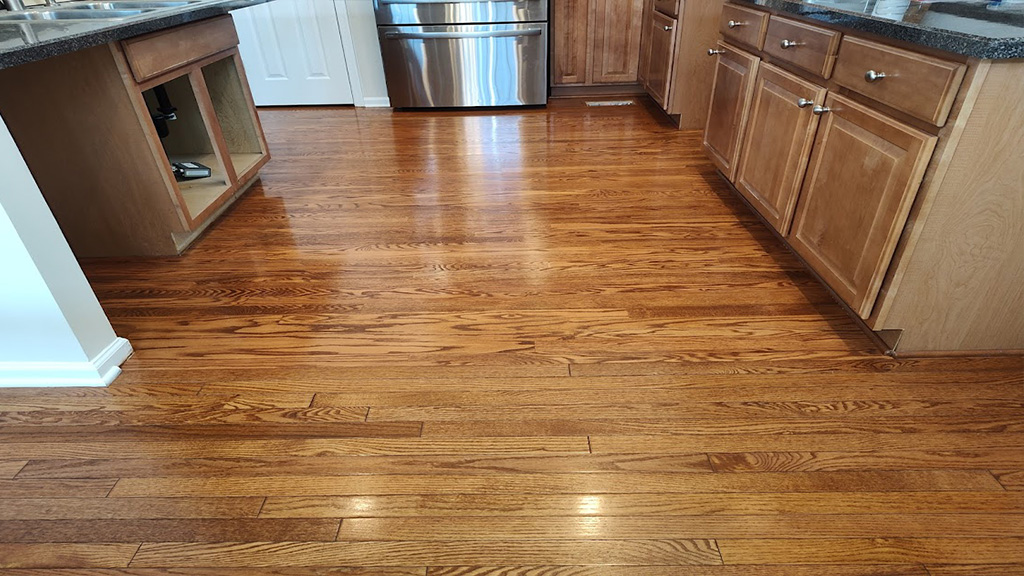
left=0, top=0, right=270, bottom=256
left=702, top=0, right=1023, bottom=354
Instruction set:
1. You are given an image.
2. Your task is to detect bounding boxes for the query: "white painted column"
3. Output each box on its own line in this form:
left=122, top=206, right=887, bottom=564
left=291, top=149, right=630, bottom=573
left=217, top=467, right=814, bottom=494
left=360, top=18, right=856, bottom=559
left=0, top=113, right=132, bottom=387
left=338, top=0, right=391, bottom=107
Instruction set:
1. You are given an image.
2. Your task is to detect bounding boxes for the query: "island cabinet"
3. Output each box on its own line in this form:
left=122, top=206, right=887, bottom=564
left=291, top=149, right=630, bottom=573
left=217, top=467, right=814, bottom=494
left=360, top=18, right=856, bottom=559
left=702, top=1, right=1024, bottom=354
left=551, top=0, right=645, bottom=86
left=0, top=16, right=269, bottom=257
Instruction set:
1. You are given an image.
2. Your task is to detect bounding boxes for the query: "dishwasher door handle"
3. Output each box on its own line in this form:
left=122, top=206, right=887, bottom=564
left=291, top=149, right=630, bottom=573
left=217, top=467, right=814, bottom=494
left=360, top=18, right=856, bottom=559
left=384, top=28, right=543, bottom=40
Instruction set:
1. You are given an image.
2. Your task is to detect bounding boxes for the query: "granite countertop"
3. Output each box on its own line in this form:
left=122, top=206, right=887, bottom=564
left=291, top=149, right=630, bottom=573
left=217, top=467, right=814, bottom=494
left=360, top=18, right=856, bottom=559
left=0, top=0, right=267, bottom=70
left=733, top=0, right=1024, bottom=58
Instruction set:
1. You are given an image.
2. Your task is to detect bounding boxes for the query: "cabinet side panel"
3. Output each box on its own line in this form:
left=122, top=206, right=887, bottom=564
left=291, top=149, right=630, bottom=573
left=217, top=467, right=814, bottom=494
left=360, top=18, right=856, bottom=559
left=883, top=62, right=1024, bottom=353
left=0, top=45, right=181, bottom=257
left=668, top=0, right=724, bottom=128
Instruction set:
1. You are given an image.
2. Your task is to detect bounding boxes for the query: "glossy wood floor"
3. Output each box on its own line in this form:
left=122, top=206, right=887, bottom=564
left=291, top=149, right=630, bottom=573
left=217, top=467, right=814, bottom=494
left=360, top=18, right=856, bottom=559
left=2, top=98, right=1023, bottom=574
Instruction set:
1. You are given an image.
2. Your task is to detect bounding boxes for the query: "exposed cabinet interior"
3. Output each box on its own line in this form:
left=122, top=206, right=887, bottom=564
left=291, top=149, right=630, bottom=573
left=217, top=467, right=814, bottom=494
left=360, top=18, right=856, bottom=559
left=0, top=16, right=269, bottom=257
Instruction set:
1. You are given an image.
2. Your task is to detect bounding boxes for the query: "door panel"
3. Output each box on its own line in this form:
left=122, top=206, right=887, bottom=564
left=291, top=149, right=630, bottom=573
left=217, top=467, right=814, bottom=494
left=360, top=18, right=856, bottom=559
left=735, top=63, right=826, bottom=234
left=551, top=0, right=589, bottom=85
left=789, top=93, right=936, bottom=318
left=702, top=42, right=759, bottom=182
left=231, top=0, right=354, bottom=106
left=645, top=10, right=677, bottom=109
left=590, top=0, right=644, bottom=84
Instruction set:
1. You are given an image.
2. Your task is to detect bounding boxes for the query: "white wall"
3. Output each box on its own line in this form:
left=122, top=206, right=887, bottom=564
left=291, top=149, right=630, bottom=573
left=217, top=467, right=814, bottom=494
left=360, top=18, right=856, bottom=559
left=0, top=113, right=132, bottom=387
left=338, top=0, right=390, bottom=107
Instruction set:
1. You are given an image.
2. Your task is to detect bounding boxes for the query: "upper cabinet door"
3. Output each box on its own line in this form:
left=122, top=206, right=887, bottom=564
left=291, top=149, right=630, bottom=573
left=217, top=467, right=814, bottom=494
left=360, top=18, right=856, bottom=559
left=644, top=10, right=678, bottom=109
left=551, top=0, right=590, bottom=85
left=734, top=63, right=826, bottom=235
left=702, top=43, right=759, bottom=182
left=789, top=93, right=936, bottom=318
left=590, top=0, right=645, bottom=84
left=231, top=0, right=354, bottom=106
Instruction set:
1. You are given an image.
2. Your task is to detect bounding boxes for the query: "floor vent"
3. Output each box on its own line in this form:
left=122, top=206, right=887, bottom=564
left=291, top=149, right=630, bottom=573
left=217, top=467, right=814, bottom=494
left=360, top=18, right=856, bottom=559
left=585, top=100, right=635, bottom=107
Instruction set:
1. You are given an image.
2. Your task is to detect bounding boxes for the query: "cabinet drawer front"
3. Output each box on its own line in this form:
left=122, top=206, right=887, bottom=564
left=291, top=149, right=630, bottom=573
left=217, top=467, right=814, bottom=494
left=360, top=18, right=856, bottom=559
left=654, top=0, right=680, bottom=18
left=789, top=93, right=936, bottom=318
left=832, top=36, right=965, bottom=126
left=720, top=3, right=768, bottom=50
left=123, top=16, right=240, bottom=83
left=762, top=16, right=840, bottom=78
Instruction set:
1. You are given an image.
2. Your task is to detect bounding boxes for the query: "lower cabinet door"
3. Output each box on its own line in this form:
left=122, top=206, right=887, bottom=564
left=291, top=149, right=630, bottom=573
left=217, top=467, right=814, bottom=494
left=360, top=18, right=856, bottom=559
left=789, top=93, right=936, bottom=318
left=702, top=43, right=759, bottom=181
left=734, top=63, right=826, bottom=235
left=645, top=10, right=677, bottom=109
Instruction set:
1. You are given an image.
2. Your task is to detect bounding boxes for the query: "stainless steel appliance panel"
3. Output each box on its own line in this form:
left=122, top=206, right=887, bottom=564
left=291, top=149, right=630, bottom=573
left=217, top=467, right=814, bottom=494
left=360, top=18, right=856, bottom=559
left=373, top=0, right=547, bottom=25
left=378, top=23, right=548, bottom=107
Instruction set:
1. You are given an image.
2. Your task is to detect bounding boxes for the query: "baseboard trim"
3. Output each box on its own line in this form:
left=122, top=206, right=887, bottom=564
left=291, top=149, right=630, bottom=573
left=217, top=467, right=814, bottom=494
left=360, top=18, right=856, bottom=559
left=0, top=337, right=133, bottom=388
left=360, top=96, right=391, bottom=108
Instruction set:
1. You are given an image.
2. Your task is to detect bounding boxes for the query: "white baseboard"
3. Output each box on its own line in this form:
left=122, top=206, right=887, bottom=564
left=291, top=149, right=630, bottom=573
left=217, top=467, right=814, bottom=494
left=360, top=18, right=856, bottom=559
left=0, top=337, right=133, bottom=388
left=360, top=96, right=391, bottom=108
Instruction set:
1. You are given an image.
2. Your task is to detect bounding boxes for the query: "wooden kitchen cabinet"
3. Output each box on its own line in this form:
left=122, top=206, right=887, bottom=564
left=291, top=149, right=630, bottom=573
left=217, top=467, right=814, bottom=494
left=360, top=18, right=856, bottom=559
left=0, top=16, right=269, bottom=257
left=788, top=93, right=936, bottom=319
left=702, top=42, right=759, bottom=181
left=734, top=63, right=826, bottom=235
left=639, top=9, right=677, bottom=108
left=550, top=0, right=644, bottom=86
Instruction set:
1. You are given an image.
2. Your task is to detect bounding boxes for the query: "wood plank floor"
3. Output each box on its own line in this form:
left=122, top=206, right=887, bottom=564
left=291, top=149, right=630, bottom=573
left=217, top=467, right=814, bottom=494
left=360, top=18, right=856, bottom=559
left=2, top=98, right=1023, bottom=574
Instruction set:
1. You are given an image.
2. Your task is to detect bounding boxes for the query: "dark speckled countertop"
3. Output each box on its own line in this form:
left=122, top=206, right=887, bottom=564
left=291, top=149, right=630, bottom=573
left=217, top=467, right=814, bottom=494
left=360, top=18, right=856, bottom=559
left=0, top=0, right=268, bottom=70
left=733, top=0, right=1024, bottom=58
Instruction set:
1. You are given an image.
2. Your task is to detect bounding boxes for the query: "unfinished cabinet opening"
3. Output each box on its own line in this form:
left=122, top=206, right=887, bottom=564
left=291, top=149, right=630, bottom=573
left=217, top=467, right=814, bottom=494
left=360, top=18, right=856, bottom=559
left=143, top=72, right=232, bottom=222
left=202, top=56, right=265, bottom=179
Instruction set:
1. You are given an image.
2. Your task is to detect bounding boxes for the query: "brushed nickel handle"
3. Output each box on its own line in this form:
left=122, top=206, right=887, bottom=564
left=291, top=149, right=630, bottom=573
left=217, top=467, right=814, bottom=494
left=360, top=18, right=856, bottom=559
left=708, top=48, right=725, bottom=55
left=797, top=98, right=814, bottom=109
left=664, top=25, right=674, bottom=31
left=727, top=20, right=745, bottom=28
left=812, top=105, right=831, bottom=115
left=780, top=39, right=802, bottom=49
left=865, top=70, right=887, bottom=82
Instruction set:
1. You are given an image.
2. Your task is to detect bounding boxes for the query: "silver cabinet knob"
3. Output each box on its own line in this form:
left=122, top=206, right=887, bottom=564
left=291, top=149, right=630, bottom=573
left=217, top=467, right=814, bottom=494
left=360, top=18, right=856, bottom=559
left=664, top=25, right=674, bottom=31
left=864, top=70, right=887, bottom=82
left=727, top=20, right=745, bottom=28
left=780, top=39, right=802, bottom=49
left=812, top=105, right=831, bottom=115
left=708, top=48, right=725, bottom=56
left=797, top=98, right=814, bottom=108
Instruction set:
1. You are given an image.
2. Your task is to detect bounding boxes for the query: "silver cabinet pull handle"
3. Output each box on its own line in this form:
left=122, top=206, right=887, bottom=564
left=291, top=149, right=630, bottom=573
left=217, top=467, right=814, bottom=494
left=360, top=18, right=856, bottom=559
left=707, top=48, right=725, bottom=56
left=727, top=20, right=745, bottom=28
left=797, top=98, right=814, bottom=108
left=664, top=25, right=674, bottom=31
left=780, top=39, right=802, bottom=49
left=812, top=105, right=831, bottom=115
left=865, top=70, right=887, bottom=82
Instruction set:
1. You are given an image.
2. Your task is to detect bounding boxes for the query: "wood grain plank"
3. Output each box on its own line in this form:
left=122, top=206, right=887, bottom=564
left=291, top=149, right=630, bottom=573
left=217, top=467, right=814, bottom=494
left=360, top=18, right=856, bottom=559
left=16, top=454, right=713, bottom=479
left=0, top=479, right=117, bottom=498
left=259, top=492, right=1024, bottom=518
left=129, top=540, right=722, bottom=567
left=0, top=421, right=419, bottom=440
left=0, top=497, right=264, bottom=519
left=993, top=470, right=1024, bottom=490
left=0, top=461, right=27, bottom=479
left=0, top=519, right=341, bottom=543
left=427, top=567, right=930, bottom=576
left=710, top=450, right=1024, bottom=472
left=926, top=565, right=1024, bottom=575
left=107, top=470, right=1003, bottom=497
left=0, top=543, right=140, bottom=568
left=717, top=537, right=1024, bottom=564
left=0, top=437, right=589, bottom=459
left=589, top=434, right=1024, bottom=453
left=0, top=570, right=426, bottom=575
left=337, top=514, right=1024, bottom=540
left=567, top=357, right=1024, bottom=377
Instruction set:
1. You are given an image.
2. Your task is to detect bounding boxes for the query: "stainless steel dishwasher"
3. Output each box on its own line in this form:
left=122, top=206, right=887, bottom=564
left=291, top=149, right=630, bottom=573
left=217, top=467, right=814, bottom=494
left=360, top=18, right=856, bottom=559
left=374, top=0, right=548, bottom=108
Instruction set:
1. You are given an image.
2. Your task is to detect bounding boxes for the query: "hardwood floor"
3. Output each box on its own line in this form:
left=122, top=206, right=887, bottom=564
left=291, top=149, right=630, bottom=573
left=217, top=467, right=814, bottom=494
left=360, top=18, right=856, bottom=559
left=2, top=98, right=1022, bottom=573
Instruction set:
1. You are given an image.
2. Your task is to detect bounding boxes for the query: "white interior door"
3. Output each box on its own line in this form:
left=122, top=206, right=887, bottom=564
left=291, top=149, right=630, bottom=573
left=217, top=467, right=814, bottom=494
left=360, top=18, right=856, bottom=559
left=231, top=0, right=355, bottom=106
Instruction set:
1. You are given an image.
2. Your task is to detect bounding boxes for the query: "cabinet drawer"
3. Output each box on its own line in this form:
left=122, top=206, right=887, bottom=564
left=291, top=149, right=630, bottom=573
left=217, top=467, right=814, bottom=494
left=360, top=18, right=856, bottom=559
left=720, top=3, right=768, bottom=50
left=654, top=0, right=680, bottom=18
left=762, top=16, right=841, bottom=78
left=832, top=36, right=966, bottom=126
left=122, top=16, right=239, bottom=83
